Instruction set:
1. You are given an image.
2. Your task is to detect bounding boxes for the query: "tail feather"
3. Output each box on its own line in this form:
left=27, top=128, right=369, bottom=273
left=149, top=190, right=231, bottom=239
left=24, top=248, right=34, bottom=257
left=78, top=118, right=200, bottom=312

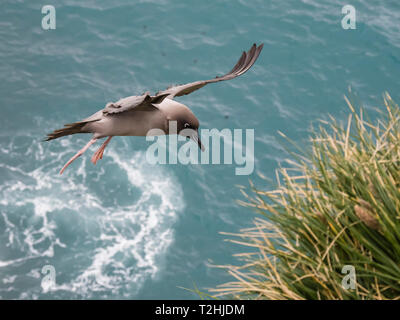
left=45, top=121, right=92, bottom=141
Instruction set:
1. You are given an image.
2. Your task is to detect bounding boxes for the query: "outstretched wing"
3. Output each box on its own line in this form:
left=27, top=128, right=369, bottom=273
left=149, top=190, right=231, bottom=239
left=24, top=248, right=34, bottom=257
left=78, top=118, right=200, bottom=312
left=102, top=92, right=169, bottom=115
left=155, top=43, right=263, bottom=99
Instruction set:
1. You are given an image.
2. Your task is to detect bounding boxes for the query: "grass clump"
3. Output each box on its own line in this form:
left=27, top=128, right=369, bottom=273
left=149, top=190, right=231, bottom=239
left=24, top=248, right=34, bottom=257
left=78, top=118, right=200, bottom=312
left=211, top=93, right=400, bottom=300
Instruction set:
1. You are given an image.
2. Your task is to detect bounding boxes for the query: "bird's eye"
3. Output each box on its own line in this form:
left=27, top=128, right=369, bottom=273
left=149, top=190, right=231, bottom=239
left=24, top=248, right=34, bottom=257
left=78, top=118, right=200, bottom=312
left=184, top=123, right=190, bottom=128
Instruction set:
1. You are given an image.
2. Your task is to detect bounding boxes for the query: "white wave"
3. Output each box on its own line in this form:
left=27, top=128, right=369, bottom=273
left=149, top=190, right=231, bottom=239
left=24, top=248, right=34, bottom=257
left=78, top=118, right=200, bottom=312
left=0, top=135, right=185, bottom=299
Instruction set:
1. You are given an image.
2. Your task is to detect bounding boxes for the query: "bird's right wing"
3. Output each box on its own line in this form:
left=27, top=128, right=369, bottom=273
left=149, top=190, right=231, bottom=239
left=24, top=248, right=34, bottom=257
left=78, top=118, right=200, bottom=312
left=102, top=92, right=169, bottom=115
left=155, top=43, right=263, bottom=99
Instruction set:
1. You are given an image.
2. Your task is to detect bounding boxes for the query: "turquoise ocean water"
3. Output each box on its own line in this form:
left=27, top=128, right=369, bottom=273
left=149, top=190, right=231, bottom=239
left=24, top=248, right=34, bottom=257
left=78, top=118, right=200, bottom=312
left=0, top=0, right=399, bottom=299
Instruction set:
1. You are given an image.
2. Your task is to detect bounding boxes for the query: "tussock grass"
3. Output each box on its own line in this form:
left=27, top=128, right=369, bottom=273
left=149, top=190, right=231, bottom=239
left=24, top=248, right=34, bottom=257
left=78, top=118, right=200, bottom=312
left=211, top=93, right=400, bottom=300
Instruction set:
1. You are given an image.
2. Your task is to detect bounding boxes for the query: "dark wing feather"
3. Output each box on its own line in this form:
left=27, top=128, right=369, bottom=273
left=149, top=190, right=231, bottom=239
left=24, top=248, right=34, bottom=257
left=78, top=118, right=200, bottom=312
left=102, top=92, right=170, bottom=115
left=155, top=43, right=263, bottom=99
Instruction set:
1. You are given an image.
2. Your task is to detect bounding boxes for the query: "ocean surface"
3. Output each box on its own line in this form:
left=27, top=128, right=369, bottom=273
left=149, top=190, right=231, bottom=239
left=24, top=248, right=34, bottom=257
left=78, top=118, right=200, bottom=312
left=1, top=0, right=399, bottom=299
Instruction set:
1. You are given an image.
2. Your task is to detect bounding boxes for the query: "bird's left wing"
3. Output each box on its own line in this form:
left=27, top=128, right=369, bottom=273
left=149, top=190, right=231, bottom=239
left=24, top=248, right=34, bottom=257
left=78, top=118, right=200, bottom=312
left=102, top=92, right=169, bottom=115
left=155, top=43, right=263, bottom=99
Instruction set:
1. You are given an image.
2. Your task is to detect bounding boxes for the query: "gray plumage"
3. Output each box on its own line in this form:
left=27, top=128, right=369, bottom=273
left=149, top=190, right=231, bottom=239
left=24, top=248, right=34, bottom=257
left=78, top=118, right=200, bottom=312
left=46, top=43, right=264, bottom=174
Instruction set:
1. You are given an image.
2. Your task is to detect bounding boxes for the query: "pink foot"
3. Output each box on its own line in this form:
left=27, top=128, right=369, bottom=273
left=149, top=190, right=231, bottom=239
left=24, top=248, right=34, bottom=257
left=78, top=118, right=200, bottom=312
left=91, top=136, right=112, bottom=165
left=60, top=138, right=97, bottom=175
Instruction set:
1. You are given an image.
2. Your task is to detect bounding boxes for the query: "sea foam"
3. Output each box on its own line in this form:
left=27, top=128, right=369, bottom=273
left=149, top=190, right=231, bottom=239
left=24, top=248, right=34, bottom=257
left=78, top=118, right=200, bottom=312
left=0, top=135, right=184, bottom=299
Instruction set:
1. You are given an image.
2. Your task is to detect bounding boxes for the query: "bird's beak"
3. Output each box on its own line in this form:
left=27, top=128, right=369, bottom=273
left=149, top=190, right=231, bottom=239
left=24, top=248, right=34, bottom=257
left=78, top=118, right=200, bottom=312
left=191, top=131, right=205, bottom=151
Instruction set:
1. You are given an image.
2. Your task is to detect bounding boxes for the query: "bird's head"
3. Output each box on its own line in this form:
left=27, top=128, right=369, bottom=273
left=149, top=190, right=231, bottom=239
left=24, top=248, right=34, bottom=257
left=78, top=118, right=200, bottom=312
left=166, top=104, right=204, bottom=151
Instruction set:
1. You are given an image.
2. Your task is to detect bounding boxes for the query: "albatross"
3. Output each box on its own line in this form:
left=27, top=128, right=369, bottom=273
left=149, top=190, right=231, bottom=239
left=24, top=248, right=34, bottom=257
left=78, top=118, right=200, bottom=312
left=45, top=43, right=264, bottom=174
